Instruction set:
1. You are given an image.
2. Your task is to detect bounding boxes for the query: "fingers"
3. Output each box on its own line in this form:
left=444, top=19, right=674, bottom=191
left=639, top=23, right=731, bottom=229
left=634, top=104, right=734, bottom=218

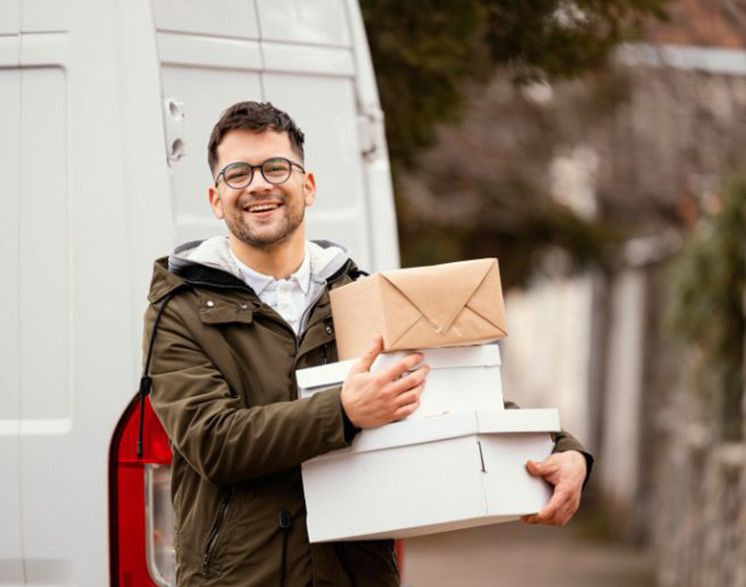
left=342, top=345, right=429, bottom=428
left=388, top=365, right=429, bottom=395
left=351, top=336, right=383, bottom=374
left=393, top=381, right=425, bottom=409
left=523, top=452, right=584, bottom=526
left=521, top=484, right=581, bottom=526
left=532, top=489, right=564, bottom=522
left=525, top=459, right=558, bottom=478
left=392, top=383, right=424, bottom=419
left=378, top=352, right=424, bottom=382
left=522, top=500, right=578, bottom=526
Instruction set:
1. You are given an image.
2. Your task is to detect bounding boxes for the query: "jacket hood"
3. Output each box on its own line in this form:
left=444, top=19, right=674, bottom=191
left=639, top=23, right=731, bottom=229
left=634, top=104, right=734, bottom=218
left=148, top=236, right=352, bottom=303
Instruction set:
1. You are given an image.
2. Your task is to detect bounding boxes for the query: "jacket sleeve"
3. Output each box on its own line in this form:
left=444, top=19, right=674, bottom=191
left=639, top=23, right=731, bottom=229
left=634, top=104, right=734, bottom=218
left=504, top=400, right=594, bottom=486
left=145, top=300, right=351, bottom=486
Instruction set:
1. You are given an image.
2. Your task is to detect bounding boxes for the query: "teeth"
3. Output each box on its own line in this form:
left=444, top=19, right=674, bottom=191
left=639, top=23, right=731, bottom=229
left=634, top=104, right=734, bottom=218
left=248, top=203, right=280, bottom=213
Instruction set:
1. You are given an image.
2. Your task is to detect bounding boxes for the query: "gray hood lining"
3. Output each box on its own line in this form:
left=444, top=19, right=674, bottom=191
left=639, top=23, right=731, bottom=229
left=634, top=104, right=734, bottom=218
left=168, top=236, right=350, bottom=283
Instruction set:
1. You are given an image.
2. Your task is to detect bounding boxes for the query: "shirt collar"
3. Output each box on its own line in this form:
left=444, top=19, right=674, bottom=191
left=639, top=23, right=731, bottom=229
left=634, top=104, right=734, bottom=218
left=230, top=245, right=311, bottom=295
left=293, top=246, right=312, bottom=294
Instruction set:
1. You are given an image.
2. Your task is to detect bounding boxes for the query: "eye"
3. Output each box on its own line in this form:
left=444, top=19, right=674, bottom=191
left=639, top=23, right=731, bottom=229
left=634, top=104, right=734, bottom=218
left=225, top=164, right=251, bottom=181
left=263, top=159, right=290, bottom=177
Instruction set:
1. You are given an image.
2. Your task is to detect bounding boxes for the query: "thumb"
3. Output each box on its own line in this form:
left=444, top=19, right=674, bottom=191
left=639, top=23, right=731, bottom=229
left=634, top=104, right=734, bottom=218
left=350, top=336, right=383, bottom=374
left=525, top=459, right=548, bottom=477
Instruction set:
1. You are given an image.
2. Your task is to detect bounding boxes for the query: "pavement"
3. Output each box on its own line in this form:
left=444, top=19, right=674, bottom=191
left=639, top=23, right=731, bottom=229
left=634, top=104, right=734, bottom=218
left=401, top=519, right=654, bottom=587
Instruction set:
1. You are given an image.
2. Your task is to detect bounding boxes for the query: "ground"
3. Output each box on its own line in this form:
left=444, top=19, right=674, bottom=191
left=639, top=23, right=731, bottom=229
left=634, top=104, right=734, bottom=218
left=402, top=518, right=654, bottom=587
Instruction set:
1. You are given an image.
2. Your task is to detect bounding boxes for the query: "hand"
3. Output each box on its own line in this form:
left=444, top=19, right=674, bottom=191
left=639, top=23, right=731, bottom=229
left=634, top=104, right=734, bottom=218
left=521, top=450, right=587, bottom=526
left=340, top=336, right=428, bottom=429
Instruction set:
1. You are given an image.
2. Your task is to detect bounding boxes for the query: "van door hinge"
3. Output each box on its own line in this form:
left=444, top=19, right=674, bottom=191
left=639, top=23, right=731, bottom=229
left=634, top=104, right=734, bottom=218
left=357, top=107, right=385, bottom=161
left=163, top=98, right=186, bottom=166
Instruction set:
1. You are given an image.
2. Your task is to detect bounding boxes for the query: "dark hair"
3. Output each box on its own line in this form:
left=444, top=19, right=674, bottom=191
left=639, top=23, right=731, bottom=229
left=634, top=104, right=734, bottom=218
left=207, top=101, right=305, bottom=174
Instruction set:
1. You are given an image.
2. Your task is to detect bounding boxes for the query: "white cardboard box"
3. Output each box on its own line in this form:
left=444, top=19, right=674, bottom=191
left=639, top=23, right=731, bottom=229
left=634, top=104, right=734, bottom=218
left=302, top=409, right=560, bottom=543
left=296, top=344, right=504, bottom=420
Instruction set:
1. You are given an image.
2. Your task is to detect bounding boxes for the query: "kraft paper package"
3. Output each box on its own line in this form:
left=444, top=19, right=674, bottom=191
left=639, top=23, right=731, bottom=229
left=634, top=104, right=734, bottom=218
left=330, top=258, right=508, bottom=360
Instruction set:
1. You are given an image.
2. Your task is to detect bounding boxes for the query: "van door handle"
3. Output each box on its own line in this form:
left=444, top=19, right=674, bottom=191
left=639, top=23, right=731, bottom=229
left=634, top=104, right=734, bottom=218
left=163, top=97, right=185, bottom=165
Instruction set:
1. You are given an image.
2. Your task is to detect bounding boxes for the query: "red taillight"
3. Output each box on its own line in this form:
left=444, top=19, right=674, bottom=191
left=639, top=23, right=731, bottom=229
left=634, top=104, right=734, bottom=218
left=395, top=540, right=404, bottom=579
left=109, top=394, right=405, bottom=585
left=109, top=394, right=173, bottom=586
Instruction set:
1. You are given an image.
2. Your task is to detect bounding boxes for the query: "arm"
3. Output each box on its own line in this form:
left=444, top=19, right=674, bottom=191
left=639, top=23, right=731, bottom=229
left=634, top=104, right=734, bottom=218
left=147, top=306, right=427, bottom=486
left=521, top=451, right=589, bottom=526
left=505, top=400, right=594, bottom=526
left=147, top=301, right=351, bottom=486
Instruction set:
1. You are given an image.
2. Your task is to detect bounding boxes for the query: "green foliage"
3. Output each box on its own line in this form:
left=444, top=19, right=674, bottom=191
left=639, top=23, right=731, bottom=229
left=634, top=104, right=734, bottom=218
left=360, top=0, right=671, bottom=167
left=667, top=177, right=746, bottom=440
left=360, top=0, right=488, bottom=167
left=485, top=0, right=669, bottom=81
left=397, top=183, right=619, bottom=288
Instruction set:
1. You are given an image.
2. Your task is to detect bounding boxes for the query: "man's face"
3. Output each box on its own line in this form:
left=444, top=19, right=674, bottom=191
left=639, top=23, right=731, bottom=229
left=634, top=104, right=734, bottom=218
left=208, top=129, right=315, bottom=251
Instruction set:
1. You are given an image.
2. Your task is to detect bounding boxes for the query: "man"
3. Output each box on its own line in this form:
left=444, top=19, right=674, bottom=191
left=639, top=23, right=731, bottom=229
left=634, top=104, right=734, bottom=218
left=144, top=101, right=591, bottom=587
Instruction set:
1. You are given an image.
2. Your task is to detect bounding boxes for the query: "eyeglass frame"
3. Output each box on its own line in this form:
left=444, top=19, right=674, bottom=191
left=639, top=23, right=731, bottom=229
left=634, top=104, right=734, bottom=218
left=213, top=157, right=306, bottom=189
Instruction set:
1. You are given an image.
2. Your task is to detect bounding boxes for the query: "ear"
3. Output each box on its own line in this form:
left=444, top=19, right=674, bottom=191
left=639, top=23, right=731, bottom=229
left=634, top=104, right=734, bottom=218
left=208, top=186, right=225, bottom=220
left=303, top=171, right=316, bottom=207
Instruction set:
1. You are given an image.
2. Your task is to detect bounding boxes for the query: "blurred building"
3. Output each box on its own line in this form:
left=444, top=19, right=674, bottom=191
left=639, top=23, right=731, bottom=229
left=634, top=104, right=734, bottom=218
left=500, top=1, right=746, bottom=585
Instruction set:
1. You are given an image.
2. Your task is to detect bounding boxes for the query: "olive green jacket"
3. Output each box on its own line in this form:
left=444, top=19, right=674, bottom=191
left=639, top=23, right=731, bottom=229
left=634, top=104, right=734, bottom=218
left=143, top=237, right=590, bottom=587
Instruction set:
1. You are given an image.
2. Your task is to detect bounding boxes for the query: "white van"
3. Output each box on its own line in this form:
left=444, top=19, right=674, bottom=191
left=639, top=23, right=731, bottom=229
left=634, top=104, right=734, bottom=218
left=0, top=1, right=399, bottom=585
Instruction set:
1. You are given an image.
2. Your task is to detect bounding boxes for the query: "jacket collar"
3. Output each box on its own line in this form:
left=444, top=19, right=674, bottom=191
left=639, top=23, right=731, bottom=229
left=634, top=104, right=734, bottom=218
left=148, top=236, right=353, bottom=304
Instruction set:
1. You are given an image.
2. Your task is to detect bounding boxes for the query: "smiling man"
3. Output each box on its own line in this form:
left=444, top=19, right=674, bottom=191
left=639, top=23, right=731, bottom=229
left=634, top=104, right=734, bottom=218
left=143, top=102, right=429, bottom=587
left=141, top=101, right=591, bottom=587
left=208, top=128, right=313, bottom=269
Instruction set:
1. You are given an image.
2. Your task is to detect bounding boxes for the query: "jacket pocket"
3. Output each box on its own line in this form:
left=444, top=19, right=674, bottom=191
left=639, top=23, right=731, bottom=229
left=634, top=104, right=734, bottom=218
left=201, top=485, right=236, bottom=576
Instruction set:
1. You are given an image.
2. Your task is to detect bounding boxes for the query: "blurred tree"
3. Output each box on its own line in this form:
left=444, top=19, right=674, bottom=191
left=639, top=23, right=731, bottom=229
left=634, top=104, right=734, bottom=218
left=391, top=70, right=631, bottom=284
left=667, top=176, right=746, bottom=440
left=361, top=0, right=671, bottom=168
left=360, top=0, right=671, bottom=282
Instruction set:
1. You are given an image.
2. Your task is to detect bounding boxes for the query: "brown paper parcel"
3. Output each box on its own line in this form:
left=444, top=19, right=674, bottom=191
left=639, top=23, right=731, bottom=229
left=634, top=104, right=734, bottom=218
left=330, top=258, right=508, bottom=360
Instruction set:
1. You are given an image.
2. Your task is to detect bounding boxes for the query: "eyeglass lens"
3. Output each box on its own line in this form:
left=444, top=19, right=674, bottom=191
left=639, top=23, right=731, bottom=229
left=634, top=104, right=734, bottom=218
left=223, top=158, right=292, bottom=188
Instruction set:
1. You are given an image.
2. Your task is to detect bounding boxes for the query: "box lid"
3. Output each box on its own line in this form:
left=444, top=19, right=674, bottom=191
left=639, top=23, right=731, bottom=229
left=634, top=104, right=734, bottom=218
left=296, top=343, right=501, bottom=392
left=309, top=408, right=560, bottom=458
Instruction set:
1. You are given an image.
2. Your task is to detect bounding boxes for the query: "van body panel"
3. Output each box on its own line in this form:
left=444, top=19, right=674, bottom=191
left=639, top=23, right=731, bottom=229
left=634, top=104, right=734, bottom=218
left=159, top=64, right=263, bottom=242
left=21, top=0, right=69, bottom=33
left=256, top=0, right=352, bottom=47
left=261, top=42, right=356, bottom=76
left=263, top=71, right=373, bottom=268
left=0, top=67, right=23, bottom=576
left=156, top=33, right=263, bottom=70
left=3, top=0, right=399, bottom=584
left=152, top=0, right=260, bottom=39
left=0, top=0, right=21, bottom=35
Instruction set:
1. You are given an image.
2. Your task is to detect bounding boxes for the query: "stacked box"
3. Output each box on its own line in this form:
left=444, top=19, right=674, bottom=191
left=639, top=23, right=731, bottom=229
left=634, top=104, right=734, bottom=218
left=301, top=409, right=559, bottom=542
left=329, top=259, right=508, bottom=360
left=298, top=259, right=560, bottom=543
left=297, top=344, right=505, bottom=421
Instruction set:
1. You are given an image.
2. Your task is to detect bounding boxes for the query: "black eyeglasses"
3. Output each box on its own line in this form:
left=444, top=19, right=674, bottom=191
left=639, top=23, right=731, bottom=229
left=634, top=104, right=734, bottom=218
left=214, top=157, right=305, bottom=189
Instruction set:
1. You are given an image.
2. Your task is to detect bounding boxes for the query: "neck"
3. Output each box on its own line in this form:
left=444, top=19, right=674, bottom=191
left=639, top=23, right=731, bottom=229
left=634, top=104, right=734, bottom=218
left=228, top=230, right=306, bottom=280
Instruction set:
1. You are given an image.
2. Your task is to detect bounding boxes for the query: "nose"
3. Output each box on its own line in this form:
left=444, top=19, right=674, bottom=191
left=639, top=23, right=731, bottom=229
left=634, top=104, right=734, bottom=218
left=246, top=169, right=273, bottom=194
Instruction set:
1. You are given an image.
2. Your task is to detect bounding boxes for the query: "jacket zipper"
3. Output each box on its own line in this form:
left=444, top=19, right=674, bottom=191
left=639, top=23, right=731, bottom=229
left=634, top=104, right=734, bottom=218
left=289, top=286, right=332, bottom=399
left=297, top=284, right=328, bottom=336
left=202, top=485, right=236, bottom=576
left=277, top=510, right=292, bottom=587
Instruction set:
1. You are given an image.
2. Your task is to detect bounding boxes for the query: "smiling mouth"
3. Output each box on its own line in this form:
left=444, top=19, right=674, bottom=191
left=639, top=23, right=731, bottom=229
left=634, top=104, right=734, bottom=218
left=245, top=202, right=282, bottom=213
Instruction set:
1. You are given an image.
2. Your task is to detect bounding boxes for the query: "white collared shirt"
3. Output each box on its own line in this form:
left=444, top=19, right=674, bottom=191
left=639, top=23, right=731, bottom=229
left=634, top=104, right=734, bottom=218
left=230, top=246, right=316, bottom=335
